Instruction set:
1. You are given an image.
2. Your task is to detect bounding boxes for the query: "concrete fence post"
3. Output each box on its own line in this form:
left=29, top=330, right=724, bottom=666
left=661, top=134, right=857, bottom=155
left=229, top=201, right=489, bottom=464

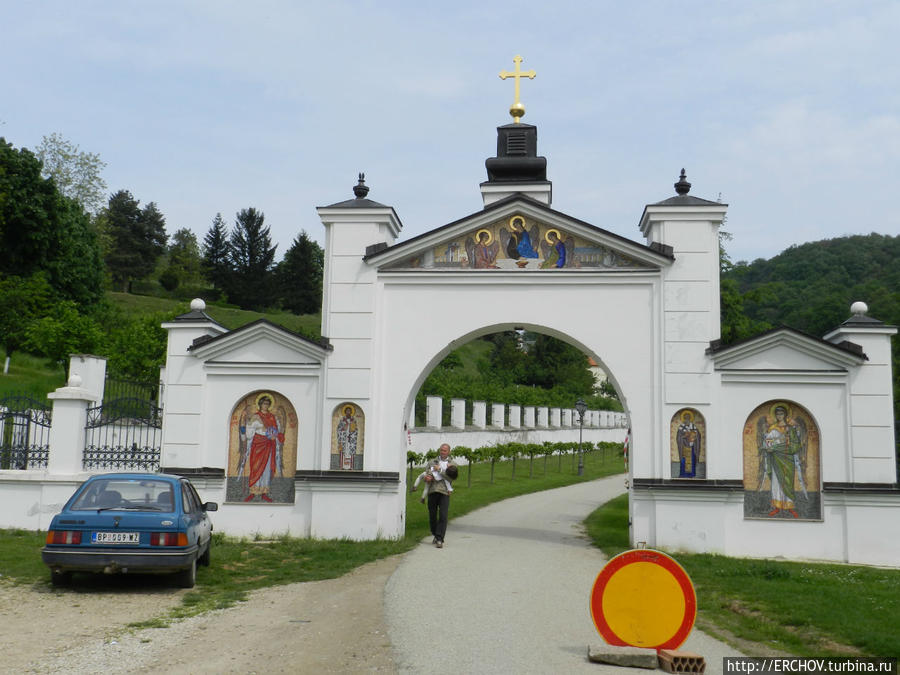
left=550, top=408, right=561, bottom=428
left=450, top=399, right=466, bottom=429
left=472, top=401, right=486, bottom=429
left=67, top=354, right=107, bottom=405
left=491, top=403, right=505, bottom=429
left=523, top=406, right=536, bottom=428
left=46, top=375, right=94, bottom=475
left=426, top=396, right=442, bottom=429
left=508, top=405, right=521, bottom=428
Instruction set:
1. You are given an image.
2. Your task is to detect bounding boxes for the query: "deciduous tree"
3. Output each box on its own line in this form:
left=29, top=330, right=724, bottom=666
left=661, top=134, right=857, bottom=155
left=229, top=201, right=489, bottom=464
left=165, top=227, right=202, bottom=289
left=24, top=301, right=104, bottom=372
left=36, top=132, right=107, bottom=215
left=0, top=273, right=53, bottom=372
left=0, top=137, right=104, bottom=305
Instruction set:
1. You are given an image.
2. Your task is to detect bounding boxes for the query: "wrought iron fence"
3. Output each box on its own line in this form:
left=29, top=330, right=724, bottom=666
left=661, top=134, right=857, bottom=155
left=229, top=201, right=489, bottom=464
left=83, top=397, right=162, bottom=471
left=104, top=376, right=162, bottom=405
left=0, top=393, right=52, bottom=470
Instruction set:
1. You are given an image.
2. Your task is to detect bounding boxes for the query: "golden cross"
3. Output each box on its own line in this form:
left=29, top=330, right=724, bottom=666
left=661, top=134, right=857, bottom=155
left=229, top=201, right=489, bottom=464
left=499, top=55, right=536, bottom=123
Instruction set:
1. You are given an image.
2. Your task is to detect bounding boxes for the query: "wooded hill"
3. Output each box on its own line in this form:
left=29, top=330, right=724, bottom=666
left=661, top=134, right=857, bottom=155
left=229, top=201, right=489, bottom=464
left=721, top=233, right=899, bottom=417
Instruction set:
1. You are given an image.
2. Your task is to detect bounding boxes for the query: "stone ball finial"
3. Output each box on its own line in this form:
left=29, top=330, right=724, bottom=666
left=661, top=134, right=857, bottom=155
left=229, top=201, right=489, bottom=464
left=674, top=168, right=691, bottom=196
left=850, top=301, right=868, bottom=316
left=353, top=173, right=370, bottom=199
left=68, top=373, right=83, bottom=388
left=190, top=298, right=206, bottom=312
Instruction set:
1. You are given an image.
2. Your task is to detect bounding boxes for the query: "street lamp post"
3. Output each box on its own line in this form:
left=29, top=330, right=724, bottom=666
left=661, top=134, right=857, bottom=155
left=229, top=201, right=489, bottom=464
left=575, top=399, right=587, bottom=476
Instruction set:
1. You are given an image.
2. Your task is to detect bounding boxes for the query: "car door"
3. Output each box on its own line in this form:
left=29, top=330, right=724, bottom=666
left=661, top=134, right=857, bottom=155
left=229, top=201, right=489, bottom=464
left=180, top=481, right=211, bottom=550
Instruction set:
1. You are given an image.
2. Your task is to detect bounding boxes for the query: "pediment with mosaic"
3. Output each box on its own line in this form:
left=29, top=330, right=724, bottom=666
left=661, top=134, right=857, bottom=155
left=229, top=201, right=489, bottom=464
left=388, top=214, right=648, bottom=270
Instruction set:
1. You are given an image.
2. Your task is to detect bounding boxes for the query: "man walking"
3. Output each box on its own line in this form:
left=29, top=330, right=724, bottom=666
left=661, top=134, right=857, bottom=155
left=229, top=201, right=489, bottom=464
left=424, top=443, right=458, bottom=548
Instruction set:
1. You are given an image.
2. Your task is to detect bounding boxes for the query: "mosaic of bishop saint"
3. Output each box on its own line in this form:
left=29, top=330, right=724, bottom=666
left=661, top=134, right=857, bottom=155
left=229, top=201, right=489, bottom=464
left=669, top=408, right=706, bottom=479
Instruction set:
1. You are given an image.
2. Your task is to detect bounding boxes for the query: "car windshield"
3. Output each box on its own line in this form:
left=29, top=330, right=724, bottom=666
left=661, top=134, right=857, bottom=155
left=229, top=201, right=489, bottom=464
left=71, top=478, right=176, bottom=511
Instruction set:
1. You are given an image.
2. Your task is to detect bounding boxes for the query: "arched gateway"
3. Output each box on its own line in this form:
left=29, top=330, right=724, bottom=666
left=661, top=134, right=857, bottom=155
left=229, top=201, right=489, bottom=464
left=159, top=111, right=898, bottom=566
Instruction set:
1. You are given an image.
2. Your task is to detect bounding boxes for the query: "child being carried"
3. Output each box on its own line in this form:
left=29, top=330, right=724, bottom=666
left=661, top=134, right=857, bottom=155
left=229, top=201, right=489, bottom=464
left=414, top=457, right=458, bottom=503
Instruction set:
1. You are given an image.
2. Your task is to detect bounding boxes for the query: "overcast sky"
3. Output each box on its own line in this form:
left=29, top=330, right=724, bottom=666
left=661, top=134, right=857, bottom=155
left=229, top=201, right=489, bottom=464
left=3, top=1, right=898, bottom=264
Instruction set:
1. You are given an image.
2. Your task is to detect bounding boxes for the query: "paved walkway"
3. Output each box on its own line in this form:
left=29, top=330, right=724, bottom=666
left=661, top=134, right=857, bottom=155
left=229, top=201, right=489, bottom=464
left=384, top=476, right=741, bottom=674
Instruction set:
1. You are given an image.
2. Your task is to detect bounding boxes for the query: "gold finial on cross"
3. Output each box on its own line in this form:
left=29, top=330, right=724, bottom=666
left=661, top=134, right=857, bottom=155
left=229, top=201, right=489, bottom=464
left=499, top=55, right=536, bottom=123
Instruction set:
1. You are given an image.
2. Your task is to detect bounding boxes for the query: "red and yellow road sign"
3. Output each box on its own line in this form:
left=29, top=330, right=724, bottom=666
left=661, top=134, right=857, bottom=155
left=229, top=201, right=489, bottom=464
left=590, top=549, right=696, bottom=650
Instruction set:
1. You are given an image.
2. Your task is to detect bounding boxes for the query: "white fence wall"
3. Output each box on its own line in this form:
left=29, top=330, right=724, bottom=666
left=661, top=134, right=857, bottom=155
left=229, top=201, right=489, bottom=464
left=407, top=397, right=628, bottom=457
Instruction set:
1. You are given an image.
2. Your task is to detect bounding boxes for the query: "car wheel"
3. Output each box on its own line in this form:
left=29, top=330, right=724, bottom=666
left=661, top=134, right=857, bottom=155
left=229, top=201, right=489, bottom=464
left=50, top=571, right=72, bottom=587
left=175, top=558, right=197, bottom=588
left=199, top=540, right=211, bottom=567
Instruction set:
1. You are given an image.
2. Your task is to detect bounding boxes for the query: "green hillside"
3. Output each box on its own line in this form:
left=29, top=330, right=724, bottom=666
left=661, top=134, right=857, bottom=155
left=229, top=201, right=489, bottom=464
left=0, top=294, right=323, bottom=399
left=726, top=233, right=899, bottom=336
left=107, top=293, right=322, bottom=337
left=722, top=232, right=900, bottom=417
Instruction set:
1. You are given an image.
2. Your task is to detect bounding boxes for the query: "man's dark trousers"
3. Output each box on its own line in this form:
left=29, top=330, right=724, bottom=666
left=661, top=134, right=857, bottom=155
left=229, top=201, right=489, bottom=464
left=427, top=491, right=450, bottom=542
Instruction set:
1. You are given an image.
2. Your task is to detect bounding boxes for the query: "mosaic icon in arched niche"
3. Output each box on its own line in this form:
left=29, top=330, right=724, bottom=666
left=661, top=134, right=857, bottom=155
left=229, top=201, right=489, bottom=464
left=670, top=408, right=706, bottom=478
left=331, top=403, right=364, bottom=470
left=742, top=400, right=821, bottom=521
left=226, top=391, right=298, bottom=503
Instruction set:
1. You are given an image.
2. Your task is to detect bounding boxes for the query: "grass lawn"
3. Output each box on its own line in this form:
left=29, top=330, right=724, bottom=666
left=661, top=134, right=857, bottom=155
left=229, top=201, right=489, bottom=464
left=3, top=451, right=898, bottom=657
left=0, top=351, right=66, bottom=398
left=584, top=494, right=900, bottom=658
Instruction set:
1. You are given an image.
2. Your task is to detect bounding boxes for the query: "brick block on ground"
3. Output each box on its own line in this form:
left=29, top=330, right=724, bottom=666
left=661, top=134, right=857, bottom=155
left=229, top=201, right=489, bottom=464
left=658, top=649, right=706, bottom=674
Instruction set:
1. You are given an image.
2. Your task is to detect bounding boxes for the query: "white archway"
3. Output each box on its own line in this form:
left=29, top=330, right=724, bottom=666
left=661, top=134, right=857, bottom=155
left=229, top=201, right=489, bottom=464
left=316, top=175, right=727, bottom=542
left=398, top=322, right=631, bottom=433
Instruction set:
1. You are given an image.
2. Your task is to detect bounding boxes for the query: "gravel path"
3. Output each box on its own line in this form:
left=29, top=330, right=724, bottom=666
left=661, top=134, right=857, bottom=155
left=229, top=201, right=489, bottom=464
left=385, top=475, right=741, bottom=674
left=7, top=556, right=399, bottom=674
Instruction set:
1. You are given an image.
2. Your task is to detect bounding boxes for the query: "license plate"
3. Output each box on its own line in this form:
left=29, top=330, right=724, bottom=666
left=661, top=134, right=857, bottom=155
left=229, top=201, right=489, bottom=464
left=92, top=532, right=140, bottom=544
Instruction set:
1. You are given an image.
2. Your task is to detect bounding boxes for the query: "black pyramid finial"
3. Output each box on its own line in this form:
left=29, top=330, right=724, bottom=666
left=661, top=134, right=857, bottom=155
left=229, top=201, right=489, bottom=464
left=353, top=172, right=369, bottom=199
left=674, top=168, right=691, bottom=196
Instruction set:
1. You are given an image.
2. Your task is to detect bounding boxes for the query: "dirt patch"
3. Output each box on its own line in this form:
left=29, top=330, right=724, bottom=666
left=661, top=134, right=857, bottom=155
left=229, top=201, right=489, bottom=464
left=1, top=555, right=401, bottom=674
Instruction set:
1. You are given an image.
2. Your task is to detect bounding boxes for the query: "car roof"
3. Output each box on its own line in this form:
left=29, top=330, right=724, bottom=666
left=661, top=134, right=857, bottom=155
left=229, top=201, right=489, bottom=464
left=84, top=473, right=183, bottom=483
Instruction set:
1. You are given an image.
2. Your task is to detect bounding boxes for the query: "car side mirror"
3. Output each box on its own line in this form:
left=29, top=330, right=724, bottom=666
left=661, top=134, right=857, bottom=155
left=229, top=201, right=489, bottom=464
left=203, top=502, right=218, bottom=512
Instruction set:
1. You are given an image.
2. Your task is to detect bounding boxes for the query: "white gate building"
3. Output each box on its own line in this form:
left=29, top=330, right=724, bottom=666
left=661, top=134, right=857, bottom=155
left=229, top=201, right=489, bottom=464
left=153, top=115, right=898, bottom=566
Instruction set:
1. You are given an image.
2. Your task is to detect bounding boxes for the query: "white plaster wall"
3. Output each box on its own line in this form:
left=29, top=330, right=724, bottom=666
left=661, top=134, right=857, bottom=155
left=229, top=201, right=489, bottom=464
left=307, top=483, right=402, bottom=540
left=0, top=473, right=86, bottom=531
left=373, top=273, right=660, bottom=496
left=631, top=490, right=900, bottom=566
left=643, top=208, right=725, bottom=493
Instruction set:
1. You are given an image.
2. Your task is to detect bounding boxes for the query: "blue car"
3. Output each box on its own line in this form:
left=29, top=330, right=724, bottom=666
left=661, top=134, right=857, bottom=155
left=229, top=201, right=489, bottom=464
left=42, top=473, right=218, bottom=588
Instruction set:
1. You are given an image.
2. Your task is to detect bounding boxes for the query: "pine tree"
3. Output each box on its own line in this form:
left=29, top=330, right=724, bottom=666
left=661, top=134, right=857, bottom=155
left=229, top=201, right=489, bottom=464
left=103, top=190, right=168, bottom=292
left=225, top=207, right=277, bottom=310
left=275, top=230, right=324, bottom=314
left=202, top=213, right=231, bottom=293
